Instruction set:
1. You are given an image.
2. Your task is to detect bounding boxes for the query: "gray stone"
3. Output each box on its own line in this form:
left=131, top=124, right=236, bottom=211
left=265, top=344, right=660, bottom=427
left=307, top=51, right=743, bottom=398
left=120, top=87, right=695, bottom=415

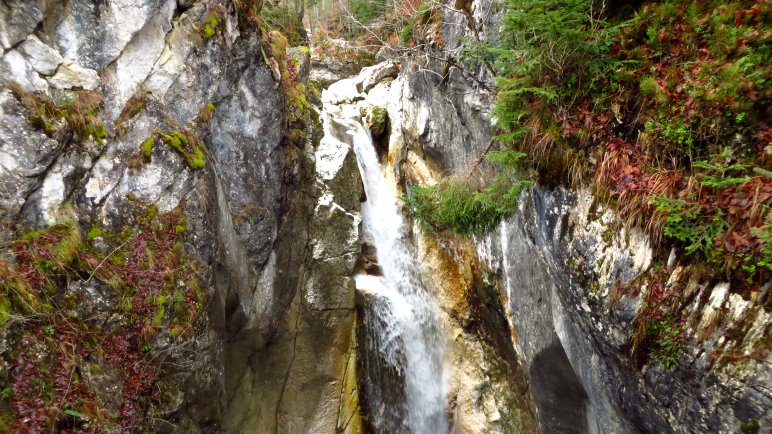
left=310, top=39, right=374, bottom=87
left=47, top=60, right=101, bottom=90
left=0, top=49, right=49, bottom=92
left=18, top=35, right=64, bottom=76
left=475, top=186, right=772, bottom=433
left=357, top=61, right=399, bottom=93
left=52, top=0, right=168, bottom=70
left=100, top=0, right=176, bottom=119
left=288, top=46, right=312, bottom=81
left=225, top=94, right=364, bottom=434
left=0, top=2, right=323, bottom=432
left=0, top=0, right=43, bottom=50
left=0, top=87, right=61, bottom=224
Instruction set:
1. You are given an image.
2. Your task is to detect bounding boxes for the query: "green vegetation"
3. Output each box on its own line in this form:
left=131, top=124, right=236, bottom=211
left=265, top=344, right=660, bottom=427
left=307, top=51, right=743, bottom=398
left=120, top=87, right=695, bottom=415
left=9, top=85, right=107, bottom=145
left=400, top=18, right=415, bottom=45
left=198, top=102, right=216, bottom=124
left=140, top=136, right=155, bottom=161
left=86, top=225, right=103, bottom=240
left=405, top=150, right=531, bottom=235
left=0, top=204, right=203, bottom=432
left=262, top=0, right=307, bottom=46
left=264, top=30, right=314, bottom=144
left=350, top=0, right=388, bottom=24
left=649, top=157, right=772, bottom=282
left=647, top=317, right=685, bottom=370
left=200, top=5, right=226, bottom=40
left=156, top=130, right=206, bottom=170
left=628, top=269, right=688, bottom=370
left=737, top=420, right=761, bottom=434
left=115, top=87, right=148, bottom=136
left=397, top=0, right=771, bottom=372
left=445, top=0, right=772, bottom=286
left=397, top=1, right=437, bottom=47
left=365, top=106, right=388, bottom=136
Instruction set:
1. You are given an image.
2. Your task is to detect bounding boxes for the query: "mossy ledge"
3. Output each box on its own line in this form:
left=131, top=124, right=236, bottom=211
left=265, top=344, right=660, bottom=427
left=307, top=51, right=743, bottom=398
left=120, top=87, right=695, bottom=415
left=155, top=129, right=206, bottom=170
left=8, top=84, right=107, bottom=145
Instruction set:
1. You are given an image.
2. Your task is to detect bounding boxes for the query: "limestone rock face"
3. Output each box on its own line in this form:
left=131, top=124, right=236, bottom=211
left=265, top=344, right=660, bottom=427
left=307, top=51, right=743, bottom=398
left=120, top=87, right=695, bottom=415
left=0, top=1, right=333, bottom=432
left=0, top=0, right=43, bottom=50
left=382, top=0, right=771, bottom=431
left=476, top=188, right=771, bottom=433
left=47, top=61, right=101, bottom=90
left=18, top=35, right=64, bottom=76
left=223, top=57, right=366, bottom=434
left=342, top=59, right=540, bottom=433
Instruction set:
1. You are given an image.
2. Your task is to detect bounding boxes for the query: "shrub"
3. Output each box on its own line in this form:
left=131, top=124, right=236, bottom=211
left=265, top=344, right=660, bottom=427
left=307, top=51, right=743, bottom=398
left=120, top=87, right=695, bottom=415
left=649, top=157, right=772, bottom=283
left=491, top=0, right=626, bottom=144
left=262, top=1, right=306, bottom=46
left=648, top=317, right=685, bottom=370
left=482, top=0, right=770, bottom=287
left=405, top=150, right=531, bottom=235
left=350, top=0, right=388, bottom=24
left=737, top=420, right=761, bottom=434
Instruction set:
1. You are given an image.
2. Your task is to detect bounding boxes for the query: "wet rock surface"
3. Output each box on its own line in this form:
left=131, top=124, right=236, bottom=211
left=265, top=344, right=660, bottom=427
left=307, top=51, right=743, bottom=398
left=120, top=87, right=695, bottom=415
left=387, top=0, right=771, bottom=431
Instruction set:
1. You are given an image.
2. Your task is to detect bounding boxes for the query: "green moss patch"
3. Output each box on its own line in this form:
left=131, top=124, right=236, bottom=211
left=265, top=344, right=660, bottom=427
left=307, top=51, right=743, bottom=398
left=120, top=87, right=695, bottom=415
left=156, top=129, right=206, bottom=170
left=405, top=150, right=531, bottom=235
left=140, top=136, right=155, bottom=162
left=199, top=5, right=225, bottom=41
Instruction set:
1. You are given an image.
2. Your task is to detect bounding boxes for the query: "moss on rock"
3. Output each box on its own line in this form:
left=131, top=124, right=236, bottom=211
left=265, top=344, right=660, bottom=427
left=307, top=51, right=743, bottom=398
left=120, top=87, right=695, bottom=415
left=9, top=85, right=107, bottom=145
left=365, top=106, right=388, bottom=137
left=156, top=129, right=206, bottom=170
left=140, top=136, right=155, bottom=161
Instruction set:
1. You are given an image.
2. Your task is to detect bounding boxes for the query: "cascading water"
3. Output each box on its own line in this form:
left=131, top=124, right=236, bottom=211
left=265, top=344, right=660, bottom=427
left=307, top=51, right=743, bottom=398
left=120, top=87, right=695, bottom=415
left=321, top=79, right=449, bottom=434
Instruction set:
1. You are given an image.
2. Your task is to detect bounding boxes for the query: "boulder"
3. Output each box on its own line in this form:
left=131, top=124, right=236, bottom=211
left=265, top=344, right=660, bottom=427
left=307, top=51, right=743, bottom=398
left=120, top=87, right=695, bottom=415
left=47, top=60, right=101, bottom=90
left=18, top=35, right=64, bottom=76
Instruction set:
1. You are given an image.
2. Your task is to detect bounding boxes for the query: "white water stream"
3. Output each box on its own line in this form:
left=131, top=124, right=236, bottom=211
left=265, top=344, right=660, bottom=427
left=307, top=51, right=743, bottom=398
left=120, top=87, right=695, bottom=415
left=321, top=79, right=449, bottom=433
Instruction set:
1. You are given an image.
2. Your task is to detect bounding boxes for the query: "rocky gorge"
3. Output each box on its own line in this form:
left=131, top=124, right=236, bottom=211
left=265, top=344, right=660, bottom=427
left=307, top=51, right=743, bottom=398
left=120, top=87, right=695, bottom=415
left=0, top=0, right=769, bottom=433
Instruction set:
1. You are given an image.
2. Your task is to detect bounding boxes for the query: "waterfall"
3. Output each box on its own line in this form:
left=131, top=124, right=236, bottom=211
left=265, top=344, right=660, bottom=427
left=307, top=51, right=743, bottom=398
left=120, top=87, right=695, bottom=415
left=321, top=82, right=449, bottom=433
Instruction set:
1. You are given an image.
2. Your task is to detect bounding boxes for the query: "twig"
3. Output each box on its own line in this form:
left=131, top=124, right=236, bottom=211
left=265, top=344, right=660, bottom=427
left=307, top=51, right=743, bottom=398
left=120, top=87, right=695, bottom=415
left=465, top=139, right=496, bottom=178
left=84, top=238, right=130, bottom=283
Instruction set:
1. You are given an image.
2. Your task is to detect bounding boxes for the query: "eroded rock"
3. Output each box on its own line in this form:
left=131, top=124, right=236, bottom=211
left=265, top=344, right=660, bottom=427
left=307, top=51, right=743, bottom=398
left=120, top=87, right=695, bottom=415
left=18, top=35, right=64, bottom=76
left=47, top=60, right=101, bottom=90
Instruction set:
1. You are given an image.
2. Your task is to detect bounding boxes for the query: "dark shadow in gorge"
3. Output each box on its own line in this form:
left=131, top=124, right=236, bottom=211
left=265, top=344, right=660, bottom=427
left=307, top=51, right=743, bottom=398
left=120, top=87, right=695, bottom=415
left=529, top=342, right=591, bottom=434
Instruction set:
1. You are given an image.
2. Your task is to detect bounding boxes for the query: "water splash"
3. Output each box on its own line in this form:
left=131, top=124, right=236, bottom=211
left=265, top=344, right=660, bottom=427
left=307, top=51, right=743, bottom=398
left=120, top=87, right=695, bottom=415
left=322, top=88, right=449, bottom=433
left=353, top=118, right=448, bottom=433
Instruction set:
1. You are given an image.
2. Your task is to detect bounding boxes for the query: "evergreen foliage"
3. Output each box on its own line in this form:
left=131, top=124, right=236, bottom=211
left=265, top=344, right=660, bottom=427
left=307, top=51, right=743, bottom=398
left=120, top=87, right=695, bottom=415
left=349, top=0, right=388, bottom=24
left=405, top=150, right=531, bottom=235
left=475, top=0, right=771, bottom=284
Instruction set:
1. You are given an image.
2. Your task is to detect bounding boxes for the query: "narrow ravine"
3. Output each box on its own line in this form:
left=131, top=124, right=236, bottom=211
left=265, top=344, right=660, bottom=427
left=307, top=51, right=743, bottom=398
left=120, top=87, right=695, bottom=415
left=321, top=80, right=449, bottom=434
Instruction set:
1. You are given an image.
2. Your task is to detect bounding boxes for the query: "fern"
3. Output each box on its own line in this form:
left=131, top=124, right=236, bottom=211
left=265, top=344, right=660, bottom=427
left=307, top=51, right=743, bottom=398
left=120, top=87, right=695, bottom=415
left=692, top=160, right=751, bottom=189
left=751, top=215, right=772, bottom=272
left=650, top=195, right=728, bottom=263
